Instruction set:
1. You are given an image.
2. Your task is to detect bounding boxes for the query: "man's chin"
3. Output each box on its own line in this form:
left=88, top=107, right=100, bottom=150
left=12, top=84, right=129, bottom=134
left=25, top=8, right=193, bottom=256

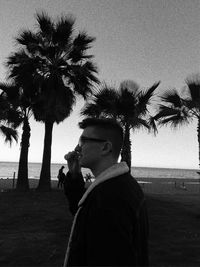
left=79, top=160, right=89, bottom=169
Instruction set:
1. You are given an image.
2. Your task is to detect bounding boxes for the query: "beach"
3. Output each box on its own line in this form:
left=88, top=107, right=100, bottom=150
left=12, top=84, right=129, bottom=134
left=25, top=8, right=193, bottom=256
left=1, top=176, right=199, bottom=195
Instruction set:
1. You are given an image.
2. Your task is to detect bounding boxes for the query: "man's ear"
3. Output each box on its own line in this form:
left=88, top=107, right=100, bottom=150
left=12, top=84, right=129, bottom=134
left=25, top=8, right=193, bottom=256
left=101, top=141, right=112, bottom=155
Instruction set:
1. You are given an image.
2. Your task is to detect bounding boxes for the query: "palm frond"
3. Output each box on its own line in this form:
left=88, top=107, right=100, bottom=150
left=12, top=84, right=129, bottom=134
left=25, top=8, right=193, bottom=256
left=0, top=94, right=9, bottom=116
left=36, top=11, right=54, bottom=38
left=181, top=99, right=200, bottom=117
left=7, top=51, right=39, bottom=90
left=158, top=113, right=191, bottom=129
left=0, top=125, right=18, bottom=144
left=80, top=84, right=119, bottom=118
left=137, top=82, right=160, bottom=115
left=155, top=101, right=192, bottom=128
left=6, top=109, right=23, bottom=128
left=69, top=32, right=95, bottom=63
left=7, top=49, right=29, bottom=66
left=148, top=116, right=158, bottom=135
left=67, top=61, right=99, bottom=98
left=80, top=102, right=101, bottom=118
left=117, top=88, right=137, bottom=117
left=185, top=75, right=200, bottom=108
left=16, top=30, right=39, bottom=46
left=74, top=32, right=95, bottom=49
left=153, top=105, right=180, bottom=121
left=53, top=15, right=75, bottom=46
left=0, top=82, right=20, bottom=101
left=54, top=84, right=76, bottom=123
left=130, top=117, right=150, bottom=131
left=160, top=89, right=182, bottom=108
left=119, top=80, right=140, bottom=94
left=94, top=85, right=118, bottom=109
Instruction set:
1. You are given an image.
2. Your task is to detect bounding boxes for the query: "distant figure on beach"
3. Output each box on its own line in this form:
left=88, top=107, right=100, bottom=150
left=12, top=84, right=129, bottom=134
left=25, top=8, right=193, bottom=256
left=63, top=118, right=149, bottom=267
left=57, top=166, right=65, bottom=188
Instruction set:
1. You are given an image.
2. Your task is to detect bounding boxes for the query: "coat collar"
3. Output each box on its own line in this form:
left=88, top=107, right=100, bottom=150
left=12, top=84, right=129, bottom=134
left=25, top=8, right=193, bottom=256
left=78, top=161, right=129, bottom=207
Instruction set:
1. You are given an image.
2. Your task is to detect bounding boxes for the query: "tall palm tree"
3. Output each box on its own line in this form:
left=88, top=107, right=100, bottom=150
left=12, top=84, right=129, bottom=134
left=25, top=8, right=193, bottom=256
left=81, top=81, right=160, bottom=169
left=0, top=92, right=19, bottom=144
left=0, top=82, right=32, bottom=191
left=7, top=12, right=99, bottom=191
left=152, top=75, right=200, bottom=168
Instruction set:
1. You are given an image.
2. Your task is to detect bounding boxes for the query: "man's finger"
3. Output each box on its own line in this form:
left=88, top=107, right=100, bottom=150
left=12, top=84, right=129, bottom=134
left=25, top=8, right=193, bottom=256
left=64, top=151, right=78, bottom=161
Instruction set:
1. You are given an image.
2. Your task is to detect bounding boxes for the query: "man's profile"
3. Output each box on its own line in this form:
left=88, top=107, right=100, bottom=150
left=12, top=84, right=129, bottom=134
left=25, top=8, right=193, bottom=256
left=63, top=118, right=149, bottom=266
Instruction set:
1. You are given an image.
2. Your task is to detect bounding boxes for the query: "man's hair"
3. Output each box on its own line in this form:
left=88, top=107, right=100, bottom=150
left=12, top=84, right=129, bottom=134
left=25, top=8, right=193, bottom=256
left=79, top=117, right=124, bottom=159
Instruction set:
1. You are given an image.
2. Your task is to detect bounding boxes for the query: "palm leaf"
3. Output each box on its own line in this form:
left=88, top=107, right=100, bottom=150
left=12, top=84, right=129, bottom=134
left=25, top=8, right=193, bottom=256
left=69, top=32, right=95, bottom=63
left=0, top=94, right=9, bottom=117
left=155, top=103, right=192, bottom=128
left=119, top=80, right=139, bottom=94
left=81, top=84, right=119, bottom=118
left=95, top=85, right=118, bottom=108
left=53, top=15, right=75, bottom=46
left=117, top=88, right=137, bottom=117
left=148, top=116, right=158, bottom=135
left=0, top=82, right=20, bottom=101
left=73, top=32, right=95, bottom=51
left=68, top=61, right=99, bottom=98
left=160, top=89, right=182, bottom=108
left=16, top=30, right=39, bottom=46
left=153, top=105, right=180, bottom=120
left=185, top=75, right=200, bottom=108
left=7, top=49, right=29, bottom=66
left=0, top=125, right=18, bottom=144
left=182, top=99, right=200, bottom=117
left=80, top=103, right=101, bottom=118
left=158, top=113, right=191, bottom=129
left=36, top=12, right=54, bottom=38
left=130, top=117, right=150, bottom=131
left=137, top=82, right=160, bottom=114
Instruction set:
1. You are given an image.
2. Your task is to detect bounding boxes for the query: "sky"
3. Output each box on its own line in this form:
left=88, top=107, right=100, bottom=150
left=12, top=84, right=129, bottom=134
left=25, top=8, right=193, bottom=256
left=0, top=0, right=199, bottom=169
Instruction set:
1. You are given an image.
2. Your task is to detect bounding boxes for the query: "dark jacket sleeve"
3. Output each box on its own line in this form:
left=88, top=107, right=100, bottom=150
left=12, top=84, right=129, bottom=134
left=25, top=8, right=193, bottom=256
left=63, top=172, right=86, bottom=215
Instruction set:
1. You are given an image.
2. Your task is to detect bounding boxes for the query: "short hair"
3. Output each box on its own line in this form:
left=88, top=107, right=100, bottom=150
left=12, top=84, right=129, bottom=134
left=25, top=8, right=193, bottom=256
left=79, top=117, right=124, bottom=159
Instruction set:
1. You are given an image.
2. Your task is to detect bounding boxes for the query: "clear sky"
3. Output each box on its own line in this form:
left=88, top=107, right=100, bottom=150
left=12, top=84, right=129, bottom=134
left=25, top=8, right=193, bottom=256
left=0, top=0, right=199, bottom=168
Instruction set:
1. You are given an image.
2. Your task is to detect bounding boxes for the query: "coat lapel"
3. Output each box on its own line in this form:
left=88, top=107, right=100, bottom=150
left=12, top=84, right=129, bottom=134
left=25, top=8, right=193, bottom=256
left=78, top=161, right=129, bottom=206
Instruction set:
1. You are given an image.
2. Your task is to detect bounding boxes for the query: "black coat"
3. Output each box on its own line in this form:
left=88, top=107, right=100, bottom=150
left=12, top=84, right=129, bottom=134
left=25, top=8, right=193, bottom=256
left=64, top=169, right=149, bottom=266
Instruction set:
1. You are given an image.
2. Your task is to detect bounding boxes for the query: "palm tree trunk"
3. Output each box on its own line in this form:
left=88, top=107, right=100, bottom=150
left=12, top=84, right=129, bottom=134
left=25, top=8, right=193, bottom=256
left=197, top=118, right=200, bottom=170
left=16, top=117, right=30, bottom=191
left=197, top=117, right=200, bottom=196
left=37, top=120, right=54, bottom=191
left=121, top=123, right=132, bottom=171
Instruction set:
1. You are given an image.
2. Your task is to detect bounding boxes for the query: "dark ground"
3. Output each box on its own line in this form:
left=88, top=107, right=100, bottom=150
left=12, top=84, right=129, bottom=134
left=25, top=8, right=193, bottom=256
left=0, top=187, right=200, bottom=266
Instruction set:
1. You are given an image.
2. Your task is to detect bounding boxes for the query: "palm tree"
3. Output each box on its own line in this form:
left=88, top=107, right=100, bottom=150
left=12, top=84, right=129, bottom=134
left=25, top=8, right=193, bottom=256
left=152, top=74, right=200, bottom=168
left=81, top=80, right=160, bottom=169
left=7, top=12, right=99, bottom=191
left=0, top=82, right=32, bottom=191
left=0, top=92, right=19, bottom=144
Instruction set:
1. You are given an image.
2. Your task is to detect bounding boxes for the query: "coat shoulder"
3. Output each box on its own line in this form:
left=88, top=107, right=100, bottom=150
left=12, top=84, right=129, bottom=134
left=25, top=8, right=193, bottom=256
left=86, top=173, right=145, bottom=212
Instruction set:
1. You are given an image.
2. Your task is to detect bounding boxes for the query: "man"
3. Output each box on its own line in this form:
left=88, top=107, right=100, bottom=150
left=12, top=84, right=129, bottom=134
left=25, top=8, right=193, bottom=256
left=57, top=166, right=65, bottom=188
left=63, top=118, right=149, bottom=266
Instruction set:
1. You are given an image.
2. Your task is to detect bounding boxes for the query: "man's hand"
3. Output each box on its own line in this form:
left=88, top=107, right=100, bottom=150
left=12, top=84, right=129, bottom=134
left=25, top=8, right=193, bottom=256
left=64, top=151, right=81, bottom=175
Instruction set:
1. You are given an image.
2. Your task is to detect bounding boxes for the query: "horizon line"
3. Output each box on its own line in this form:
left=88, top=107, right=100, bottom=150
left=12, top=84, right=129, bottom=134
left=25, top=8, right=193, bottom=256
left=0, top=160, right=198, bottom=170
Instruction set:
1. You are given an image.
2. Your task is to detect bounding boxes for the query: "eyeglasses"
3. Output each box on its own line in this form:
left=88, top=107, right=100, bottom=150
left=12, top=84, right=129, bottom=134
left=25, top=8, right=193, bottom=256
left=78, top=136, right=107, bottom=147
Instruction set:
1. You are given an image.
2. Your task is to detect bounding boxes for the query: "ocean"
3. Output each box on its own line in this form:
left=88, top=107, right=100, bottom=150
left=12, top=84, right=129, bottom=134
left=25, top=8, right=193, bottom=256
left=1, top=161, right=200, bottom=180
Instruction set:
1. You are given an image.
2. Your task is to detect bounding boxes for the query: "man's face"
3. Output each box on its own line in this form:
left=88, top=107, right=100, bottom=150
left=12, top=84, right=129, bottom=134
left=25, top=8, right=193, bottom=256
left=75, top=126, right=107, bottom=169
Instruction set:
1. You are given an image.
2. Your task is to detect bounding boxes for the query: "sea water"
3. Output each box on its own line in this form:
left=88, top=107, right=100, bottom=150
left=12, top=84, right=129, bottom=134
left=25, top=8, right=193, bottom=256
left=0, top=161, right=200, bottom=180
